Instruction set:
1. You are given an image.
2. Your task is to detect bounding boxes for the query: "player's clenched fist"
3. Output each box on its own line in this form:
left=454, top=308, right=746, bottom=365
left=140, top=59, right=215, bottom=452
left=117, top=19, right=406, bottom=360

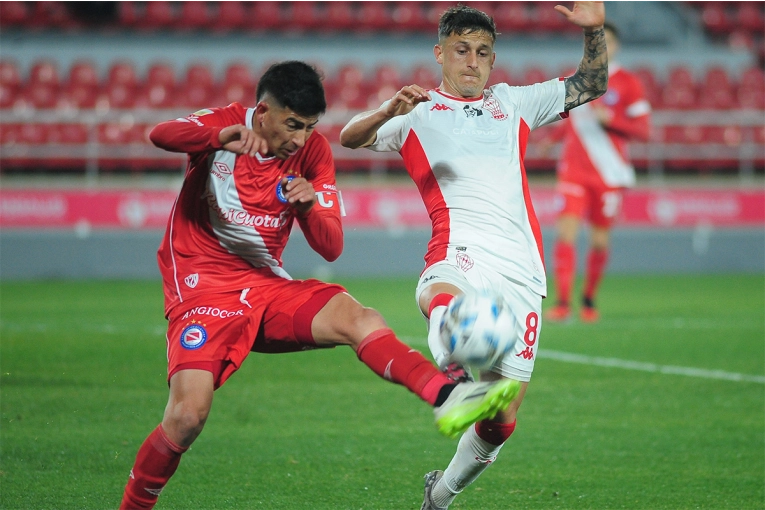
left=280, top=176, right=316, bottom=215
left=385, top=85, right=432, bottom=117
left=219, top=124, right=269, bottom=157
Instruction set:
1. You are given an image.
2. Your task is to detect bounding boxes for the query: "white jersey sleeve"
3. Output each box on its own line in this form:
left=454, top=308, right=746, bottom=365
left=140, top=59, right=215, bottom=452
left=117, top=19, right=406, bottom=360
left=368, top=99, right=415, bottom=153
left=496, top=78, right=566, bottom=131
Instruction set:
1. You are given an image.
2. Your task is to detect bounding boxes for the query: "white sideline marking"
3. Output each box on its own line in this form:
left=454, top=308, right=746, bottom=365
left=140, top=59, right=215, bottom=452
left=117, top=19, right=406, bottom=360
left=538, top=349, right=765, bottom=384
left=400, top=337, right=765, bottom=384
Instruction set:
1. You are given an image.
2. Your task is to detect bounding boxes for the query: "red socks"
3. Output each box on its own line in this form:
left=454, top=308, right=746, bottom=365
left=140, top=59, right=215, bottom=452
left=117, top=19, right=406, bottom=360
left=584, top=248, right=609, bottom=304
left=120, top=425, right=188, bottom=510
left=475, top=418, right=517, bottom=446
left=356, top=328, right=452, bottom=406
left=428, top=293, right=454, bottom=316
left=553, top=241, right=576, bottom=306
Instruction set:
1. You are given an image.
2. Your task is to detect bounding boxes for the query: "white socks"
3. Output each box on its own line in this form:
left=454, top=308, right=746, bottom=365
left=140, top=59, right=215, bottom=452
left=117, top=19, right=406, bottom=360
left=431, top=425, right=505, bottom=507
left=427, top=305, right=451, bottom=370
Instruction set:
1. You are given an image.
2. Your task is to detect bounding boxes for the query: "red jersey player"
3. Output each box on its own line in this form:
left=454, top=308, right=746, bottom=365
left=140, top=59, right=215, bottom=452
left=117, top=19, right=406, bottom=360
left=547, top=21, right=651, bottom=323
left=119, top=61, right=520, bottom=509
left=341, top=4, right=608, bottom=509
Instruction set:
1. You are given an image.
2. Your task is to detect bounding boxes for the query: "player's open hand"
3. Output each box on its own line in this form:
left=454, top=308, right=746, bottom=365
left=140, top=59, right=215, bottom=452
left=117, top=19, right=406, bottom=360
left=385, top=85, right=432, bottom=117
left=554, top=1, right=605, bottom=30
left=219, top=124, right=269, bottom=157
left=281, top=176, right=316, bottom=215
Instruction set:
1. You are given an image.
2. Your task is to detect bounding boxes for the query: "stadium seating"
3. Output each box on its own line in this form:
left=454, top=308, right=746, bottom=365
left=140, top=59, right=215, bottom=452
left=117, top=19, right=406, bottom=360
left=1, top=56, right=763, bottom=174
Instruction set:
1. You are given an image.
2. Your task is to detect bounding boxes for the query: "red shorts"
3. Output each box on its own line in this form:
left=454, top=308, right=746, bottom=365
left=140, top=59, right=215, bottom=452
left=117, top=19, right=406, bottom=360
left=166, top=278, right=346, bottom=389
left=555, top=180, right=624, bottom=228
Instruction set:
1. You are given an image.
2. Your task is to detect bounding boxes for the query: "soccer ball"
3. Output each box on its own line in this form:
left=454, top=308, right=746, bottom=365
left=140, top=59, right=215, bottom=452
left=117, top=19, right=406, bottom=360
left=439, top=291, right=516, bottom=370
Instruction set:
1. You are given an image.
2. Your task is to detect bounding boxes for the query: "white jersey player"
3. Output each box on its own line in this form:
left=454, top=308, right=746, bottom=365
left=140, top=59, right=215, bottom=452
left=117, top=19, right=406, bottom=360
left=341, top=3, right=609, bottom=509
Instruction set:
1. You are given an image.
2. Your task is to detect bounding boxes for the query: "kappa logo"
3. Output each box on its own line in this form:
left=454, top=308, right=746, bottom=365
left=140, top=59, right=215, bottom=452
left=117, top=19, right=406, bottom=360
left=430, top=103, right=454, bottom=111
left=184, top=273, right=199, bottom=288
left=456, top=252, right=474, bottom=272
left=145, top=488, right=164, bottom=496
left=383, top=360, right=394, bottom=381
left=516, top=346, right=534, bottom=360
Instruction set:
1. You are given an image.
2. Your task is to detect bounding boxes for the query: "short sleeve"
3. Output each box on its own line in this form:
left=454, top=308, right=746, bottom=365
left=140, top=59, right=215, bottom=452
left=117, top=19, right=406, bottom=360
left=367, top=100, right=413, bottom=153
left=502, top=79, right=567, bottom=131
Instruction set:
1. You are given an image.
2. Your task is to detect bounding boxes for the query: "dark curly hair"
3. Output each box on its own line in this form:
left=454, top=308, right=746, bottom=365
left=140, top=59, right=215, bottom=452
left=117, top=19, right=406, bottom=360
left=256, top=61, right=326, bottom=117
left=438, top=4, right=497, bottom=44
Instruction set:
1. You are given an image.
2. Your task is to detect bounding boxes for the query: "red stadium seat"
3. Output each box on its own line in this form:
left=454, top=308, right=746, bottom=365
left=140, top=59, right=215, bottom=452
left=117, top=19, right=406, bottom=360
left=409, top=64, right=440, bottom=89
left=177, top=1, right=211, bottom=30
left=424, top=2, right=453, bottom=27
left=356, top=2, right=392, bottom=31
left=324, top=1, right=355, bottom=31
left=213, top=1, right=248, bottom=31
left=735, top=2, right=764, bottom=34
left=0, top=83, right=18, bottom=108
left=0, top=60, right=22, bottom=90
left=118, top=1, right=140, bottom=28
left=98, top=122, right=134, bottom=144
left=67, top=60, right=100, bottom=89
left=522, top=67, right=549, bottom=85
left=493, top=2, right=531, bottom=33
left=634, top=67, right=662, bottom=108
left=224, top=62, right=254, bottom=87
left=99, top=83, right=138, bottom=109
left=390, top=2, right=428, bottom=32
left=250, top=2, right=282, bottom=30
left=137, top=84, right=175, bottom=109
left=288, top=1, right=320, bottom=31
left=107, top=61, right=139, bottom=88
left=220, top=82, right=255, bottom=105
left=661, top=86, right=697, bottom=110
left=373, top=64, right=402, bottom=86
left=663, top=125, right=704, bottom=144
left=29, top=60, right=60, bottom=87
left=17, top=123, right=50, bottom=144
left=185, top=63, right=214, bottom=88
left=700, top=2, right=734, bottom=36
left=29, top=1, right=76, bottom=29
left=59, top=84, right=99, bottom=109
left=142, top=1, right=177, bottom=29
left=50, top=123, right=90, bottom=144
left=703, top=126, right=743, bottom=146
left=146, top=62, right=176, bottom=88
left=697, top=67, right=737, bottom=109
left=486, top=66, right=513, bottom=87
left=24, top=84, right=59, bottom=109
left=336, top=63, right=366, bottom=89
left=0, top=124, right=21, bottom=144
left=176, top=83, right=214, bottom=108
left=534, top=2, right=570, bottom=32
left=0, top=1, right=29, bottom=28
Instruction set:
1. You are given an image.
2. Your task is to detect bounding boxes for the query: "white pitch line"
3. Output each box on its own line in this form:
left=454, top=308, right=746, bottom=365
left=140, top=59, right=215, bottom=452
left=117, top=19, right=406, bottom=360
left=400, top=337, right=765, bottom=384
left=538, top=349, right=765, bottom=384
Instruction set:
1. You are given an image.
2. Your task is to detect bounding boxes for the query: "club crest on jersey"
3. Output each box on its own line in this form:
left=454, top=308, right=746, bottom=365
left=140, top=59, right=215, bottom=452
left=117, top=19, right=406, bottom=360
left=482, top=93, right=508, bottom=121
left=185, top=273, right=199, bottom=288
left=276, top=175, right=296, bottom=203
left=193, top=109, right=214, bottom=116
left=456, top=252, right=474, bottom=271
left=463, top=105, right=483, bottom=117
left=180, top=322, right=207, bottom=350
left=602, top=89, right=620, bottom=106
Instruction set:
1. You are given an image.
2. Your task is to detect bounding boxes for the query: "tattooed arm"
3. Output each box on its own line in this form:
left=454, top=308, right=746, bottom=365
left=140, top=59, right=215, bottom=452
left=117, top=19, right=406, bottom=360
left=554, top=2, right=608, bottom=111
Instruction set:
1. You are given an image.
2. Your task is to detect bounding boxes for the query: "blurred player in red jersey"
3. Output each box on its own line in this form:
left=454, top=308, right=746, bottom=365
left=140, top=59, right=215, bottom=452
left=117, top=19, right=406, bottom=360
left=546, top=22, right=651, bottom=324
left=118, top=61, right=520, bottom=509
left=341, top=3, right=608, bottom=508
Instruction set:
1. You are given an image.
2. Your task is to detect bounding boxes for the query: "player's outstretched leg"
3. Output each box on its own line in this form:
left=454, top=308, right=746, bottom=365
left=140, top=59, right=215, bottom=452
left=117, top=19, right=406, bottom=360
left=434, top=379, right=520, bottom=439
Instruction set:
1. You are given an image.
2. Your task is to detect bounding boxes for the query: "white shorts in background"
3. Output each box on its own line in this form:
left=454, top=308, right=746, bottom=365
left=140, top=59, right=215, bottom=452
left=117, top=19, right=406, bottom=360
left=415, top=261, right=542, bottom=382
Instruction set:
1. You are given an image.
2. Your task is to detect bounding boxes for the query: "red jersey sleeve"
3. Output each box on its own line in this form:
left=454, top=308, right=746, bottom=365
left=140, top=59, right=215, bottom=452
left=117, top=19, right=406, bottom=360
left=149, top=105, right=245, bottom=154
left=295, top=133, right=344, bottom=261
left=603, top=73, right=651, bottom=142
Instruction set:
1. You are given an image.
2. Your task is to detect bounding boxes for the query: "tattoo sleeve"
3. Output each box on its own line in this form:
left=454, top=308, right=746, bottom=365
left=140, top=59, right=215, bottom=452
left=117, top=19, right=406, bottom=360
left=564, top=27, right=608, bottom=111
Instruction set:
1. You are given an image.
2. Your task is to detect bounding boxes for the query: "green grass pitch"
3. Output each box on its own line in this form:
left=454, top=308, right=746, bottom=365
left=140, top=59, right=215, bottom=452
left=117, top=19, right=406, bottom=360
left=1, top=274, right=763, bottom=509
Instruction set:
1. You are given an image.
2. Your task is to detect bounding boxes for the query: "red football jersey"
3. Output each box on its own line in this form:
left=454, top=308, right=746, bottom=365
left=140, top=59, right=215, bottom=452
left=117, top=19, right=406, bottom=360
left=557, top=65, right=651, bottom=188
left=151, top=103, right=344, bottom=316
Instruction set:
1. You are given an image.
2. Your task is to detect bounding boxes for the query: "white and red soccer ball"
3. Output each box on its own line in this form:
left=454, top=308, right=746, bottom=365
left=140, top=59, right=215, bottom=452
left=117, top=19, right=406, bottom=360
left=439, top=291, right=516, bottom=370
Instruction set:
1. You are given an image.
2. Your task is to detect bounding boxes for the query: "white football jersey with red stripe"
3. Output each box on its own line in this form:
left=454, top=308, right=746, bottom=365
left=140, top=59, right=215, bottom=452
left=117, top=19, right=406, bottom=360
left=368, top=79, right=566, bottom=297
left=558, top=65, right=651, bottom=188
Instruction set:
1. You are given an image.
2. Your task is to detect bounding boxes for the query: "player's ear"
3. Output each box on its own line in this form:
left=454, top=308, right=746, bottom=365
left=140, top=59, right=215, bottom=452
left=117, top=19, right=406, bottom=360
left=255, top=100, right=269, bottom=126
left=434, top=44, right=443, bottom=65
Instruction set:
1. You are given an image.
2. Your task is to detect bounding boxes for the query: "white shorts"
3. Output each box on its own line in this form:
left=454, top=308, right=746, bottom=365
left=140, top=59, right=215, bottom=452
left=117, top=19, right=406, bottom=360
left=415, top=261, right=542, bottom=382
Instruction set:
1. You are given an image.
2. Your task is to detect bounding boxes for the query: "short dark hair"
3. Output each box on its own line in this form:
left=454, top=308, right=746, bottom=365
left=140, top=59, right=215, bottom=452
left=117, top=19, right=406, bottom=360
left=256, top=61, right=326, bottom=117
left=438, top=4, right=497, bottom=44
left=603, top=21, right=620, bottom=41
